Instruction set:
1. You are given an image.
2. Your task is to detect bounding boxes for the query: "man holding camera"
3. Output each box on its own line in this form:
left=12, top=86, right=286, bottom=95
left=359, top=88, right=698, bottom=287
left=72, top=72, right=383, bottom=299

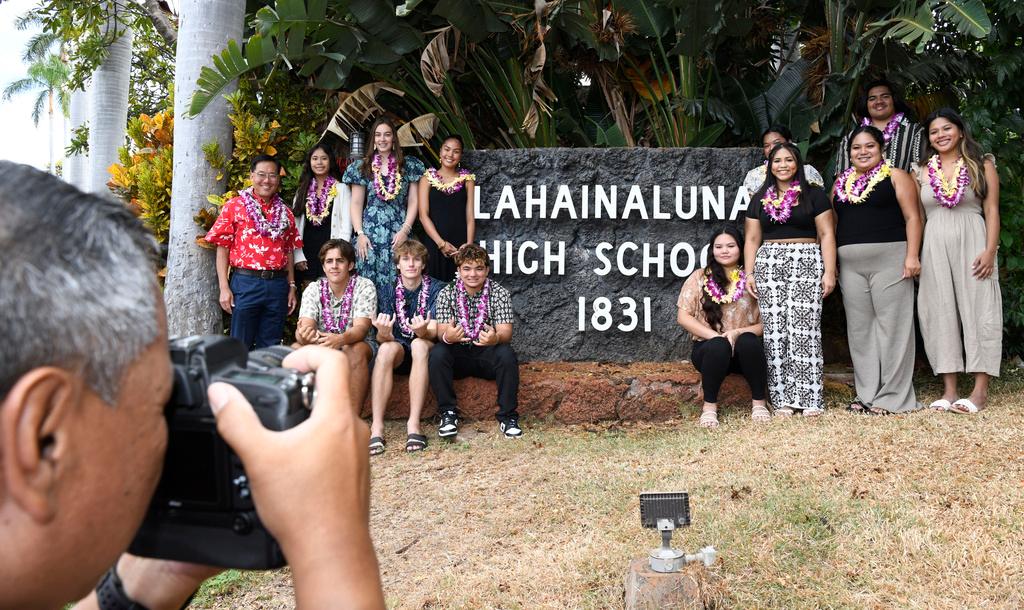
left=0, top=162, right=384, bottom=608
left=206, top=154, right=301, bottom=350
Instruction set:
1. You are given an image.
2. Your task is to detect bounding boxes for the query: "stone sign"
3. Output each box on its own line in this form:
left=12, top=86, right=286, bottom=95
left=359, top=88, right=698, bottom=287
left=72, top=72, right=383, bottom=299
left=462, top=147, right=762, bottom=362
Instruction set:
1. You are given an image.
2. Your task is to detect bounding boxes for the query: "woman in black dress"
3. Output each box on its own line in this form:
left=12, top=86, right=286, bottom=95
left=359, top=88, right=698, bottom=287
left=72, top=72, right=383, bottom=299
left=418, top=135, right=476, bottom=281
left=292, top=144, right=348, bottom=283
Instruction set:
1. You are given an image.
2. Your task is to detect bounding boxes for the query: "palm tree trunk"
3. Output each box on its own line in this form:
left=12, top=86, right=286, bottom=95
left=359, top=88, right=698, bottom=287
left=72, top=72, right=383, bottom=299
left=86, top=0, right=133, bottom=195
left=48, top=90, right=55, bottom=175
left=141, top=0, right=178, bottom=47
left=164, top=0, right=245, bottom=336
left=67, top=87, right=89, bottom=189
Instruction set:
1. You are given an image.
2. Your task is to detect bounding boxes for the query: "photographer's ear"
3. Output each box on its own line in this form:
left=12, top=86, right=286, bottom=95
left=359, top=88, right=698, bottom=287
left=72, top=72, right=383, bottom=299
left=0, top=367, right=79, bottom=522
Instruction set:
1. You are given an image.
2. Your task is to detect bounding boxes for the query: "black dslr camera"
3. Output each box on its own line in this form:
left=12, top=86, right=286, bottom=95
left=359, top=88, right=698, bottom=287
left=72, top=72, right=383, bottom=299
left=129, top=335, right=313, bottom=569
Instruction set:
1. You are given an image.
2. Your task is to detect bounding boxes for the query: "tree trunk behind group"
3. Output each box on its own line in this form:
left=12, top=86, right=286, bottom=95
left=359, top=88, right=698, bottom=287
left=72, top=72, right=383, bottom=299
left=163, top=0, right=245, bottom=337
left=66, top=87, right=89, bottom=189
left=86, top=1, right=132, bottom=195
left=47, top=90, right=55, bottom=174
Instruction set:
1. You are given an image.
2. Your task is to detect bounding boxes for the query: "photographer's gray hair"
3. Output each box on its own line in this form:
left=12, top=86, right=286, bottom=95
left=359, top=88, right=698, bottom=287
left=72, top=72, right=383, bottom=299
left=0, top=161, right=160, bottom=403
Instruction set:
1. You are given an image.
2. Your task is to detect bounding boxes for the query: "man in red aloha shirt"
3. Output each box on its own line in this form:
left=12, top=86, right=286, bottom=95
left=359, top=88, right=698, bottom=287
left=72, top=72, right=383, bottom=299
left=205, top=154, right=302, bottom=349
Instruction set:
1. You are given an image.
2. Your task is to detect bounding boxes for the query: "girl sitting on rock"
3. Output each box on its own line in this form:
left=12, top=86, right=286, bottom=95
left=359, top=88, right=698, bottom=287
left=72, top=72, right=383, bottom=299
left=677, top=227, right=769, bottom=428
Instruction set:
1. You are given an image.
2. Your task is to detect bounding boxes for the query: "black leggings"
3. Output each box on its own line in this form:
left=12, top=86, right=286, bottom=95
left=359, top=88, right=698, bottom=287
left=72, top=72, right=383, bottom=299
left=691, top=333, right=767, bottom=404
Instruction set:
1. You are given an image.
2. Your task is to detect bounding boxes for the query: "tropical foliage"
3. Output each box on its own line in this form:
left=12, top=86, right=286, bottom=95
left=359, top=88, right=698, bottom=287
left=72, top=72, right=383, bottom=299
left=186, top=2, right=993, bottom=157
left=194, top=70, right=337, bottom=234
left=27, top=0, right=176, bottom=118
left=107, top=106, right=175, bottom=243
left=1, top=52, right=70, bottom=126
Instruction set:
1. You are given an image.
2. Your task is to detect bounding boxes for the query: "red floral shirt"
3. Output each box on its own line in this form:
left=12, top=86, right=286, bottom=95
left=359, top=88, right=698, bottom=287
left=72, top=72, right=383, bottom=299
left=205, top=193, right=302, bottom=270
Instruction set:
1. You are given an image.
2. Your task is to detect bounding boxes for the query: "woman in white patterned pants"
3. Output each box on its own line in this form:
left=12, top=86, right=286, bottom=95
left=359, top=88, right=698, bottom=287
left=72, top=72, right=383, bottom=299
left=744, top=142, right=837, bottom=416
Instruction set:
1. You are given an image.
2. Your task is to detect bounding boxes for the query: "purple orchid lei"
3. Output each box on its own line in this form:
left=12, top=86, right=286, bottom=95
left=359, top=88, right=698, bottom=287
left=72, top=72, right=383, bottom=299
left=861, top=112, right=903, bottom=145
left=240, top=187, right=290, bottom=240
left=426, top=168, right=475, bottom=194
left=927, top=155, right=970, bottom=209
left=320, top=275, right=357, bottom=334
left=371, top=154, right=402, bottom=201
left=761, top=180, right=801, bottom=223
left=305, top=175, right=337, bottom=226
left=704, top=269, right=747, bottom=305
left=455, top=278, right=489, bottom=340
left=396, top=276, right=431, bottom=336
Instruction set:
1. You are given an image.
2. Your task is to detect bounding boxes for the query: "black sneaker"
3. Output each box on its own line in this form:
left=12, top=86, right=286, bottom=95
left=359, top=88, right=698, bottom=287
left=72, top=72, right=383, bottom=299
left=500, top=418, right=523, bottom=438
left=438, top=411, right=459, bottom=438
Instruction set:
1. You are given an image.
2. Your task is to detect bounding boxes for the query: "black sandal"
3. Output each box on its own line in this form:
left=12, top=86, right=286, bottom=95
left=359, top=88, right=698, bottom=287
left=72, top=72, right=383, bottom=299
left=405, top=433, right=428, bottom=452
left=846, top=399, right=867, bottom=413
left=369, top=436, right=386, bottom=456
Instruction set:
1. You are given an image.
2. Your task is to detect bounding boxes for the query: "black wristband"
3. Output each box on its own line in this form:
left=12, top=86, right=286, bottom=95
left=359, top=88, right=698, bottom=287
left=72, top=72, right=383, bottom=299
left=96, top=565, right=149, bottom=610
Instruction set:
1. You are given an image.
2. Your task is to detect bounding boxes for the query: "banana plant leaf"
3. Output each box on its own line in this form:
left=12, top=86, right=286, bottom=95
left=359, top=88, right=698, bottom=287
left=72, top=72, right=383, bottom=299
left=323, top=82, right=406, bottom=140
left=397, top=113, right=439, bottom=147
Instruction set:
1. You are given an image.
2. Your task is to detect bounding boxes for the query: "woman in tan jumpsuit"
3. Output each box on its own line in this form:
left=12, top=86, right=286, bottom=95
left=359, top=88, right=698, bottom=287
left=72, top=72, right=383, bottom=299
left=915, top=108, right=1002, bottom=414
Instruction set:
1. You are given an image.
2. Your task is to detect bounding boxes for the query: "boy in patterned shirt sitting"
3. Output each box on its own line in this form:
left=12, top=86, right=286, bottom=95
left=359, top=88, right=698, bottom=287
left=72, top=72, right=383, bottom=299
left=430, top=244, right=522, bottom=439
left=295, top=239, right=377, bottom=413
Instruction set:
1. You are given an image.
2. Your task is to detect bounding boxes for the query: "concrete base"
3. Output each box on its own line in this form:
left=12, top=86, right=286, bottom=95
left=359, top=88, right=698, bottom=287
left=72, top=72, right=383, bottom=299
left=624, top=558, right=716, bottom=610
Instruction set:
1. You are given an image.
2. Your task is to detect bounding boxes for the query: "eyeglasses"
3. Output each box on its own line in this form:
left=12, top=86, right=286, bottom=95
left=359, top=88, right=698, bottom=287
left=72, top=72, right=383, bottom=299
left=252, top=172, right=280, bottom=181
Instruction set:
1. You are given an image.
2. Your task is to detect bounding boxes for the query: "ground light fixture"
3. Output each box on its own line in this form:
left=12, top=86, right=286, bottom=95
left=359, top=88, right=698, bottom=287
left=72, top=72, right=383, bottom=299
left=639, top=492, right=717, bottom=573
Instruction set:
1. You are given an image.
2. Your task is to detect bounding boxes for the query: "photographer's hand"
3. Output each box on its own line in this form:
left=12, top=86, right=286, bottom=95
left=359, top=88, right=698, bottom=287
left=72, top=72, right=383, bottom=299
left=207, top=346, right=384, bottom=609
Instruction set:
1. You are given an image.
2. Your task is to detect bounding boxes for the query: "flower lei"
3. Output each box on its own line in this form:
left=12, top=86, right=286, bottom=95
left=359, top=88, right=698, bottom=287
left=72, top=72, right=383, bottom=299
left=426, top=168, right=475, bottom=194
left=320, top=275, right=357, bottom=334
left=305, top=176, right=338, bottom=226
left=761, top=180, right=801, bottom=223
left=703, top=269, right=747, bottom=305
left=371, top=154, right=402, bottom=201
left=240, top=188, right=290, bottom=240
left=862, top=112, right=904, bottom=145
left=927, top=155, right=970, bottom=209
left=395, top=276, right=431, bottom=336
left=834, top=161, right=891, bottom=205
left=455, top=278, right=489, bottom=340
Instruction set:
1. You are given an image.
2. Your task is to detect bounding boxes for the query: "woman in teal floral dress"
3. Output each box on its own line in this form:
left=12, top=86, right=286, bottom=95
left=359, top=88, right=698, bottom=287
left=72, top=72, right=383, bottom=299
left=344, top=117, right=425, bottom=289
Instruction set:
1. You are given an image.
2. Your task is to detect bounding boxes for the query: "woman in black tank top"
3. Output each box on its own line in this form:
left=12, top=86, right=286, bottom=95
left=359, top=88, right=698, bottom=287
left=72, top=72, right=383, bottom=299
left=831, top=125, right=922, bottom=415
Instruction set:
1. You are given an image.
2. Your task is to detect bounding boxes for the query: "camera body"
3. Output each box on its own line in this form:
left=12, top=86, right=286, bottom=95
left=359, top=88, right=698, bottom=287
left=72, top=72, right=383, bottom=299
left=129, top=335, right=313, bottom=569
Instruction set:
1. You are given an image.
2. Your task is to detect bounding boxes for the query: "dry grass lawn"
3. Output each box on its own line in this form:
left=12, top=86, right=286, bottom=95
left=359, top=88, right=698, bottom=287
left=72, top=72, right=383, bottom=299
left=193, top=368, right=1024, bottom=609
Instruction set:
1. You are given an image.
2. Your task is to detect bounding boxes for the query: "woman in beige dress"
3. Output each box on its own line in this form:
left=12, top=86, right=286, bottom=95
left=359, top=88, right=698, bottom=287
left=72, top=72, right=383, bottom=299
left=916, top=108, right=1002, bottom=414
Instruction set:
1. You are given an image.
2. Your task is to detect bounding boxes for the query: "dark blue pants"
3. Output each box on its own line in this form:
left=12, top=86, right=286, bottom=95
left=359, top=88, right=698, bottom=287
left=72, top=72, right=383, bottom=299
left=229, top=273, right=288, bottom=350
left=428, top=342, right=520, bottom=422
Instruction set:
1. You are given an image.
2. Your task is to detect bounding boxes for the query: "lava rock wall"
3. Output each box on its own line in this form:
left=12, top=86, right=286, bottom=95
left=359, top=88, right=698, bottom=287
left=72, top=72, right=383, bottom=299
left=461, top=147, right=762, bottom=362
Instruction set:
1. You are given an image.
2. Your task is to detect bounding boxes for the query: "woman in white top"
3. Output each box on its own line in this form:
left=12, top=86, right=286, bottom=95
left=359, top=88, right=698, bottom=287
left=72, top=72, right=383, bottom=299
left=742, top=124, right=824, bottom=200
left=292, top=144, right=351, bottom=283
